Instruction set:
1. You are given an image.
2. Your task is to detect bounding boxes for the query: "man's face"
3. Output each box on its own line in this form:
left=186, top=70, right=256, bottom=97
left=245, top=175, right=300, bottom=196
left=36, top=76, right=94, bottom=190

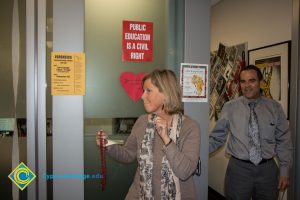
left=239, top=69, right=263, bottom=100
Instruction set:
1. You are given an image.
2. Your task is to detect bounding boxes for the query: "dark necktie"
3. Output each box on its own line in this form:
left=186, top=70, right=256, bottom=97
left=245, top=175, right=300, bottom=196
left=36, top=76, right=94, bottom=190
left=248, top=102, right=262, bottom=165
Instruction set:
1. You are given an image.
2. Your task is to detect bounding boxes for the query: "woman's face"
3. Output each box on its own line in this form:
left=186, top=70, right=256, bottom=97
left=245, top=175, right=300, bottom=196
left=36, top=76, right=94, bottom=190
left=141, top=78, right=166, bottom=115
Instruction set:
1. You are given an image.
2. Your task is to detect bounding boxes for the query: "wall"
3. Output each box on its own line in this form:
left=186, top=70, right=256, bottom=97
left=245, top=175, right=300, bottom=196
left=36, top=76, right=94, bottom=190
left=52, top=0, right=84, bottom=199
left=211, top=0, right=292, bottom=51
left=209, top=0, right=292, bottom=196
left=185, top=1, right=210, bottom=199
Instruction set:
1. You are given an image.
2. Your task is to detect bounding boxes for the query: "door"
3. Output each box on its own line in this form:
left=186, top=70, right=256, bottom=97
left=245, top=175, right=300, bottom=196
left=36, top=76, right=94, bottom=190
left=83, top=0, right=184, bottom=199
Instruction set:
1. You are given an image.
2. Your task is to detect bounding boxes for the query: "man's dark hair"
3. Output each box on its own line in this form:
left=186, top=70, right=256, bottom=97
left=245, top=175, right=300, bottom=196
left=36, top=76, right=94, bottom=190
left=240, top=65, right=263, bottom=81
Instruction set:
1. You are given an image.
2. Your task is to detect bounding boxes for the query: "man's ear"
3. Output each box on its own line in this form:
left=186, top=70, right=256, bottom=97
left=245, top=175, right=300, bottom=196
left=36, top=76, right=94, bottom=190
left=259, top=80, right=265, bottom=89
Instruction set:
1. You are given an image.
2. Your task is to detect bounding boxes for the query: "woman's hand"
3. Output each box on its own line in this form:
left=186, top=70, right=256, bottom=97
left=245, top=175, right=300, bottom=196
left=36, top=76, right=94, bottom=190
left=96, top=130, right=108, bottom=147
left=154, top=116, right=171, bottom=145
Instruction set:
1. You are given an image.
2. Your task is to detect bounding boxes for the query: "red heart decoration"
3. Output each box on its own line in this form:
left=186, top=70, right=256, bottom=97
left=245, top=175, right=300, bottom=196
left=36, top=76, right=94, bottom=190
left=120, top=72, right=144, bottom=102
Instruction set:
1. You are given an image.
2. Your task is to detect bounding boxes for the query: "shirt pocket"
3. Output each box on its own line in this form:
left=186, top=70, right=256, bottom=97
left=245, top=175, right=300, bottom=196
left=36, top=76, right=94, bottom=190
left=260, top=119, right=276, bottom=144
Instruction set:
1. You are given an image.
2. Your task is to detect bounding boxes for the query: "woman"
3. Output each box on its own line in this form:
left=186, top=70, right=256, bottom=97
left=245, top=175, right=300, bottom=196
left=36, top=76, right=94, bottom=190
left=96, top=69, right=201, bottom=199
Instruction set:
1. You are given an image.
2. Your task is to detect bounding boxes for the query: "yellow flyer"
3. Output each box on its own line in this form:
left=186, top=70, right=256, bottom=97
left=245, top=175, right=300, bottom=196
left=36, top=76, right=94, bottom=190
left=51, top=52, right=85, bottom=95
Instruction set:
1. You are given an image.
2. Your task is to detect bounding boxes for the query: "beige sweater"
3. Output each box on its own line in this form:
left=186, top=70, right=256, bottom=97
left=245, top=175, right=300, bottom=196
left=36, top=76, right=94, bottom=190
left=107, top=114, right=201, bottom=200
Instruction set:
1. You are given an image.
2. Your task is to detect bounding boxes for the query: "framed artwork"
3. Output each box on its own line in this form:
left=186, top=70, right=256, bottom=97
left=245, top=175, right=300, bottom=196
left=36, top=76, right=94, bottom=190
left=248, top=41, right=291, bottom=118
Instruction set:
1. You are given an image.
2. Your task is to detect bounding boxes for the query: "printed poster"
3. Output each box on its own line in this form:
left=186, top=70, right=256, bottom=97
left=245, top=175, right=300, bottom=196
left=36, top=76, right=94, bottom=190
left=180, top=63, right=208, bottom=102
left=51, top=52, right=85, bottom=95
left=122, top=20, right=153, bottom=62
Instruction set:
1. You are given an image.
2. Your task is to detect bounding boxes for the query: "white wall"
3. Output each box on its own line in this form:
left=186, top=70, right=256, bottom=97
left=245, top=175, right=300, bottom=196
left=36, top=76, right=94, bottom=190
left=209, top=0, right=292, bottom=196
left=211, top=0, right=292, bottom=51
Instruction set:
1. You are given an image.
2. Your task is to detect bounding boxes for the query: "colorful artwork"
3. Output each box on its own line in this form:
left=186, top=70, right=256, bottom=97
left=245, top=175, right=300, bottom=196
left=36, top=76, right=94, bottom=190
left=209, top=43, right=247, bottom=123
left=255, top=56, right=281, bottom=100
left=192, top=74, right=205, bottom=96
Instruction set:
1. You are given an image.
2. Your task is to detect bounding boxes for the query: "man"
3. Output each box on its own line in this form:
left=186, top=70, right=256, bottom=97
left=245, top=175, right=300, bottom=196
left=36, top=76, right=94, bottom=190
left=209, top=65, right=293, bottom=200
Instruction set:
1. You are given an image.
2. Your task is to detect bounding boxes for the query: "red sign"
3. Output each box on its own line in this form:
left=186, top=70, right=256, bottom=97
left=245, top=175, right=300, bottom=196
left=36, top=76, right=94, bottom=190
left=122, top=20, right=153, bottom=62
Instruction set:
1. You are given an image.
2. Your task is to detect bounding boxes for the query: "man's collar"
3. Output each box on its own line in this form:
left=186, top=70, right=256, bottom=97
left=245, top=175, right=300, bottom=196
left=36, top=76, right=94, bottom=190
left=242, top=95, right=262, bottom=106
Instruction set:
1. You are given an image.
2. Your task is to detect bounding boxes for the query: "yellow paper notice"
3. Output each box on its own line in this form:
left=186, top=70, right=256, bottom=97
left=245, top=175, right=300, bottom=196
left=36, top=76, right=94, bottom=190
left=51, top=52, right=85, bottom=95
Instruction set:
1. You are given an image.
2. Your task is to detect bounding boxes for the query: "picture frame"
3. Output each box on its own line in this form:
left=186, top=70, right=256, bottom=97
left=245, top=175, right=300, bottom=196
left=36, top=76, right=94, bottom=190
left=248, top=41, right=291, bottom=118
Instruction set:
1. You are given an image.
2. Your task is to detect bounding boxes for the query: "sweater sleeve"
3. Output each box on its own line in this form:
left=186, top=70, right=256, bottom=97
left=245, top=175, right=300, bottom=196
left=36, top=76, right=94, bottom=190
left=162, top=117, right=201, bottom=180
left=106, top=115, right=145, bottom=163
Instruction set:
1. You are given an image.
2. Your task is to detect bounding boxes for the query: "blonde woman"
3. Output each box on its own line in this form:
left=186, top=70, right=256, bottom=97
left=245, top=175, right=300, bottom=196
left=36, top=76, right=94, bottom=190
left=97, top=69, right=201, bottom=199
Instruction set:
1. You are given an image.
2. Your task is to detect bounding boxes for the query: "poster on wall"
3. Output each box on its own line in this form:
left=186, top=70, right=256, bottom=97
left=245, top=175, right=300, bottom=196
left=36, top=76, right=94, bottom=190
left=209, top=42, right=247, bottom=124
left=180, top=63, right=208, bottom=102
left=51, top=52, right=85, bottom=95
left=122, top=20, right=153, bottom=62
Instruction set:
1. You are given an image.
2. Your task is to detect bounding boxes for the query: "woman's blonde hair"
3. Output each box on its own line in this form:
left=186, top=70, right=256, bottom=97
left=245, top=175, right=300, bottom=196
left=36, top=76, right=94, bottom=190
left=142, top=69, right=183, bottom=115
